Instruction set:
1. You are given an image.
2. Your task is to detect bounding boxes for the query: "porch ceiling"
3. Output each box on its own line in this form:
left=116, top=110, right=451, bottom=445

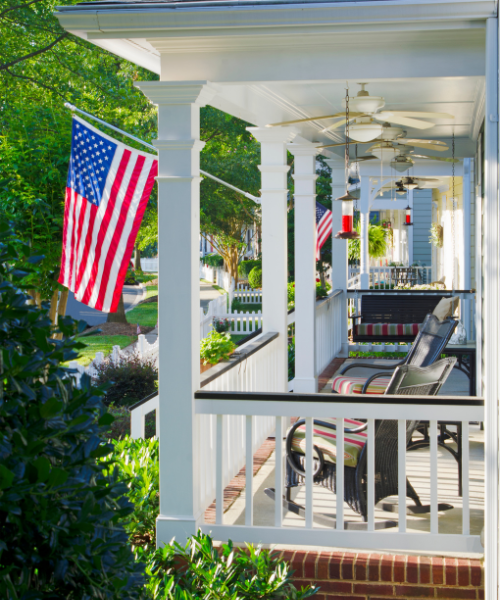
left=57, top=0, right=489, bottom=159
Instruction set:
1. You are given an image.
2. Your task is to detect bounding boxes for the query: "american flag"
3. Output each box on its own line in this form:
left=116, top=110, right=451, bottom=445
left=316, top=201, right=333, bottom=260
left=58, top=116, right=158, bottom=312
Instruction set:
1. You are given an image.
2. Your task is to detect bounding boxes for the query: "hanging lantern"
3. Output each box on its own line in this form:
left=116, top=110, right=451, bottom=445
left=335, top=191, right=359, bottom=239
left=403, top=204, right=413, bottom=227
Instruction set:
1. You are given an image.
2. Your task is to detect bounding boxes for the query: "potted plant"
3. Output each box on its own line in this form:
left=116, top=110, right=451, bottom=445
left=200, top=330, right=237, bottom=373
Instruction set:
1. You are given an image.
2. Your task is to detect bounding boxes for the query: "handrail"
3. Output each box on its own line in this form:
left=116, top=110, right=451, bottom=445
left=200, top=332, right=279, bottom=388
left=194, top=389, right=483, bottom=407
left=347, top=289, right=476, bottom=293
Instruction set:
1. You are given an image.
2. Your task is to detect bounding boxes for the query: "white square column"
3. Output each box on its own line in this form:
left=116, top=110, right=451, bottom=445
left=248, top=127, right=296, bottom=392
left=325, top=158, right=349, bottom=356
left=135, top=80, right=216, bottom=545
left=359, top=175, right=371, bottom=289
left=289, top=142, right=320, bottom=393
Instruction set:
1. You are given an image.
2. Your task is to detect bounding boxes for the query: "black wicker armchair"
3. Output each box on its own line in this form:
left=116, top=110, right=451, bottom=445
left=335, top=314, right=457, bottom=395
left=265, top=357, right=457, bottom=530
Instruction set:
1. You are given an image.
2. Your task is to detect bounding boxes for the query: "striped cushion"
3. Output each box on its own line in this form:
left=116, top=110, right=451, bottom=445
left=291, top=418, right=367, bottom=467
left=332, top=375, right=391, bottom=395
left=355, top=323, right=420, bottom=336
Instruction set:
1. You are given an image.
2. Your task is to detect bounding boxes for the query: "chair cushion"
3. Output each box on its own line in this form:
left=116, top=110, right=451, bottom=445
left=355, top=323, right=420, bottom=336
left=291, top=418, right=367, bottom=467
left=332, top=375, right=392, bottom=395
left=432, top=296, right=459, bottom=321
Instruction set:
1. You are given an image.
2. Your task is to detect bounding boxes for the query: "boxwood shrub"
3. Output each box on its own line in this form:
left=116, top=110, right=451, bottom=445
left=0, top=228, right=145, bottom=599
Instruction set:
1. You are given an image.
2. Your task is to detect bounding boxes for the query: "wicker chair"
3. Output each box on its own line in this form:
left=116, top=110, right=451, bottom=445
left=265, top=358, right=457, bottom=530
left=337, top=314, right=457, bottom=395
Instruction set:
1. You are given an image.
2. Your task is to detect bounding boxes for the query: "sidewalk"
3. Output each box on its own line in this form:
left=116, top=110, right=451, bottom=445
left=122, top=279, right=223, bottom=357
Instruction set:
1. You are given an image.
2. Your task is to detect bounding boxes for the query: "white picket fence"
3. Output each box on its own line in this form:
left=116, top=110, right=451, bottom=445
left=233, top=283, right=262, bottom=304
left=140, top=257, right=158, bottom=272
left=199, top=263, right=234, bottom=293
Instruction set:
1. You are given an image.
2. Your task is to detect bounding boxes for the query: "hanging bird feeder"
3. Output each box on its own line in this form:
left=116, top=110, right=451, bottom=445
left=403, top=204, right=413, bottom=226
left=335, top=87, right=360, bottom=240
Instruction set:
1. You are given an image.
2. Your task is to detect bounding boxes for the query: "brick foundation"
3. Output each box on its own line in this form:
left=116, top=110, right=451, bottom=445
left=278, top=550, right=484, bottom=599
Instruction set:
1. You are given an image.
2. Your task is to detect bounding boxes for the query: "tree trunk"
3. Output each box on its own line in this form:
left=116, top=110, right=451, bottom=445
left=49, top=289, right=59, bottom=327
left=107, top=293, right=128, bottom=324
left=134, top=246, right=142, bottom=271
left=54, top=288, right=70, bottom=340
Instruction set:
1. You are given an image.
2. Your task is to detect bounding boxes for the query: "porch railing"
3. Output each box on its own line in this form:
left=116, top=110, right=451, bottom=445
left=314, top=290, right=344, bottom=374
left=195, top=389, right=484, bottom=554
left=348, top=266, right=433, bottom=289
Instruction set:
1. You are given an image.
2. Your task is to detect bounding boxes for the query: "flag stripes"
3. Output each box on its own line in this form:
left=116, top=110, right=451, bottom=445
left=316, top=201, right=333, bottom=260
left=58, top=116, right=158, bottom=312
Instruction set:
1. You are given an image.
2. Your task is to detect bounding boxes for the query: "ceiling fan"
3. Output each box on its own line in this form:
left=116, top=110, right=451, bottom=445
left=318, top=123, right=449, bottom=152
left=266, top=83, right=454, bottom=142
left=365, top=142, right=459, bottom=172
left=392, top=176, right=441, bottom=190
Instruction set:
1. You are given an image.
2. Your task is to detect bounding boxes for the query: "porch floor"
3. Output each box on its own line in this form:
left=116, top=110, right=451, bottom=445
left=219, top=360, right=484, bottom=558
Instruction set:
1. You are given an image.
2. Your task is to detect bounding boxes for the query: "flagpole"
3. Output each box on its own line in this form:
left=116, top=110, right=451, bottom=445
left=64, top=102, right=260, bottom=203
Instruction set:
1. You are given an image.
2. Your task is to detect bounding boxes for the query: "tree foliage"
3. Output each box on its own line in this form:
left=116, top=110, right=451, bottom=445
left=200, top=107, right=261, bottom=285
left=1, top=0, right=158, bottom=307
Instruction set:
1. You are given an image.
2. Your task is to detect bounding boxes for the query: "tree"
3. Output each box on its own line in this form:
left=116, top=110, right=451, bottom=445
left=200, top=107, right=261, bottom=286
left=0, top=0, right=158, bottom=319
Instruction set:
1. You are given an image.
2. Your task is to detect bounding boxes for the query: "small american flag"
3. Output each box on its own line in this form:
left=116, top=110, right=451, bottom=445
left=58, top=116, right=158, bottom=312
left=316, top=201, right=333, bottom=260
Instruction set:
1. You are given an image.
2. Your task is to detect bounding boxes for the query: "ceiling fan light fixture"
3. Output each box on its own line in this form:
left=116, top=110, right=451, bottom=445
left=404, top=181, right=419, bottom=190
left=349, top=122, right=383, bottom=142
left=390, top=156, right=413, bottom=172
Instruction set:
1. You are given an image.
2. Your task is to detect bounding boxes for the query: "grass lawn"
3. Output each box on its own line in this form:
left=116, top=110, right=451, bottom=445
left=71, top=334, right=137, bottom=366
left=135, top=272, right=157, bottom=283
left=231, top=334, right=249, bottom=344
left=144, top=284, right=157, bottom=300
left=232, top=302, right=262, bottom=313
left=127, top=302, right=158, bottom=328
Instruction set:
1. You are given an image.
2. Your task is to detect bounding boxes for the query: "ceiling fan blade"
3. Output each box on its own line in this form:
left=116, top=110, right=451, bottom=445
left=321, top=117, right=354, bottom=133
left=398, top=141, right=448, bottom=151
left=402, top=138, right=447, bottom=146
left=374, top=113, right=434, bottom=130
left=389, top=111, right=455, bottom=119
left=266, top=112, right=359, bottom=128
left=355, top=156, right=378, bottom=162
left=411, top=154, right=460, bottom=163
left=317, top=141, right=373, bottom=149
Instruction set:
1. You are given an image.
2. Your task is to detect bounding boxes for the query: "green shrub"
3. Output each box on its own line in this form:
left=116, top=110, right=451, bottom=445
left=95, top=354, right=158, bottom=408
left=105, top=436, right=159, bottom=552
left=200, top=330, right=236, bottom=365
left=238, top=259, right=261, bottom=278
left=125, top=266, right=138, bottom=284
left=288, top=338, right=295, bottom=382
left=0, top=228, right=145, bottom=598
left=201, top=253, right=224, bottom=268
left=212, top=317, right=231, bottom=333
left=140, top=532, right=317, bottom=600
left=287, top=281, right=331, bottom=306
left=248, top=266, right=263, bottom=289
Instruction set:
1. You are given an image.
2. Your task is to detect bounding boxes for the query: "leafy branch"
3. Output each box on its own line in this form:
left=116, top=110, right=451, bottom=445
left=0, top=32, right=69, bottom=71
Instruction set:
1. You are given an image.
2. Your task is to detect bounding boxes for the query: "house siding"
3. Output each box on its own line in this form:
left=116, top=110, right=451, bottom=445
left=412, top=189, right=432, bottom=266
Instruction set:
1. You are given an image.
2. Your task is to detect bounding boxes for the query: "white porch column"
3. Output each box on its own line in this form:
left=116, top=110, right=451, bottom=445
left=407, top=189, right=414, bottom=266
left=326, top=158, right=349, bottom=356
left=359, top=175, right=370, bottom=288
left=288, top=142, right=320, bottom=393
left=248, top=127, right=296, bottom=392
left=483, top=17, right=499, bottom=600
left=135, top=80, right=215, bottom=545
